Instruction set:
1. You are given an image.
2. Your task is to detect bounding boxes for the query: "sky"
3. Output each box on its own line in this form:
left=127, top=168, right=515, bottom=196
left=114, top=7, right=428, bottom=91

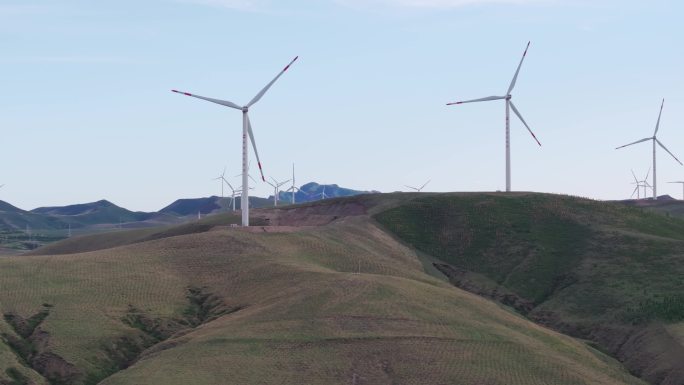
left=1, top=0, right=683, bottom=212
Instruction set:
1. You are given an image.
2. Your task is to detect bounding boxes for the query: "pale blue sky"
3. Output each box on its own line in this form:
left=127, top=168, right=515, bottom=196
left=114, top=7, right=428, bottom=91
left=1, top=0, right=682, bottom=211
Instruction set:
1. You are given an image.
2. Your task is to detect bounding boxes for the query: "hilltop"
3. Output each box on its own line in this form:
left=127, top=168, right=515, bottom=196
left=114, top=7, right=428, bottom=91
left=0, top=192, right=647, bottom=385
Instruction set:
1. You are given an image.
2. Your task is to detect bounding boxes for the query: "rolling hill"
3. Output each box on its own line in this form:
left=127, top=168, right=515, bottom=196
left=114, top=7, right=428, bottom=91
left=374, top=192, right=684, bottom=385
left=31, top=200, right=153, bottom=227
left=159, top=196, right=273, bottom=216
left=0, top=193, right=647, bottom=385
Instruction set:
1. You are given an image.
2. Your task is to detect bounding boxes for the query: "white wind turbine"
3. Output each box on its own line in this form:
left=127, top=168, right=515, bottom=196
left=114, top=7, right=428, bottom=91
left=285, top=163, right=304, bottom=204
left=213, top=167, right=227, bottom=198
left=405, top=180, right=430, bottom=192
left=630, top=168, right=652, bottom=199
left=447, top=42, right=541, bottom=192
left=219, top=173, right=239, bottom=211
left=266, top=176, right=290, bottom=207
left=616, top=99, right=682, bottom=200
left=317, top=185, right=330, bottom=201
left=173, top=56, right=298, bottom=226
left=668, top=181, right=684, bottom=200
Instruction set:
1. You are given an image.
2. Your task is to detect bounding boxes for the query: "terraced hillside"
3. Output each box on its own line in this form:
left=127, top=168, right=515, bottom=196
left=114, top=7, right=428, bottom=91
left=0, top=201, right=643, bottom=385
left=375, top=192, right=684, bottom=385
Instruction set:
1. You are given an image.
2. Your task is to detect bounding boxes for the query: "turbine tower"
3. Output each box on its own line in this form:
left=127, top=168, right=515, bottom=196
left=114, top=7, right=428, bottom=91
left=405, top=180, right=431, bottom=192
left=616, top=99, right=682, bottom=200
left=173, top=56, right=298, bottom=226
left=668, top=181, right=684, bottom=200
left=447, top=42, right=541, bottom=192
left=285, top=163, right=302, bottom=204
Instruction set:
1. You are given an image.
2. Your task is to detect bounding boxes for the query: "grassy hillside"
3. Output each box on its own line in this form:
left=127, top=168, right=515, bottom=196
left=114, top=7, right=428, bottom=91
left=374, top=192, right=684, bottom=384
left=0, top=215, right=642, bottom=384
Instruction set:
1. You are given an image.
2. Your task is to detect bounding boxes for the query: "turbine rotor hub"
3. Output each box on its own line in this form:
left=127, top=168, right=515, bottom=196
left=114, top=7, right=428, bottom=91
left=242, top=107, right=248, bottom=112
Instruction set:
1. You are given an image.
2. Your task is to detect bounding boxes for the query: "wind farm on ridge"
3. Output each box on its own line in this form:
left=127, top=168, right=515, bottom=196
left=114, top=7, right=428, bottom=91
left=2, top=3, right=684, bottom=384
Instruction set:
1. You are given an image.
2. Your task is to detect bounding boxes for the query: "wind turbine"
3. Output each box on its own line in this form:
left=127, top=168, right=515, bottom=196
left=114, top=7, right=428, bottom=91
left=630, top=169, right=642, bottom=199
left=213, top=167, right=227, bottom=198
left=173, top=56, right=298, bottom=226
left=285, top=163, right=303, bottom=204
left=405, top=180, right=431, bottom=192
left=447, top=41, right=541, bottom=192
left=668, top=181, right=684, bottom=200
left=317, top=185, right=330, bottom=201
left=616, top=99, right=682, bottom=200
left=630, top=168, right=652, bottom=199
left=266, top=177, right=290, bottom=207
left=218, top=173, right=239, bottom=211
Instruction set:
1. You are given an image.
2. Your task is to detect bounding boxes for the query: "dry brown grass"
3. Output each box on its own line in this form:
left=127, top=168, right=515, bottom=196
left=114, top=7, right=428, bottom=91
left=0, top=215, right=645, bottom=384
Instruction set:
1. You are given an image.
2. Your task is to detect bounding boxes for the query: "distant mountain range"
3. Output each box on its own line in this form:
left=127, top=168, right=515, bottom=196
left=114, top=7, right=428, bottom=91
left=0, top=182, right=377, bottom=233
left=275, top=182, right=377, bottom=204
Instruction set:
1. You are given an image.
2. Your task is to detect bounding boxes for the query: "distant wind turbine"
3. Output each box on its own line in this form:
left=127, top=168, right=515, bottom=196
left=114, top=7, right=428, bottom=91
left=447, top=41, right=541, bottom=192
left=317, top=185, right=329, bottom=201
left=630, top=168, right=652, bottom=199
left=213, top=167, right=227, bottom=198
left=405, top=180, right=431, bottom=192
left=266, top=177, right=290, bottom=207
left=668, top=181, right=684, bottom=200
left=173, top=56, right=298, bottom=226
left=285, top=163, right=303, bottom=204
left=218, top=173, right=239, bottom=211
left=222, top=180, right=240, bottom=212
left=616, top=99, right=682, bottom=200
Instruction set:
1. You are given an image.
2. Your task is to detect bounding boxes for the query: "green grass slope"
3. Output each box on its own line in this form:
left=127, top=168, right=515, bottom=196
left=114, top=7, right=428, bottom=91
left=0, top=216, right=642, bottom=385
left=374, top=192, right=684, bottom=385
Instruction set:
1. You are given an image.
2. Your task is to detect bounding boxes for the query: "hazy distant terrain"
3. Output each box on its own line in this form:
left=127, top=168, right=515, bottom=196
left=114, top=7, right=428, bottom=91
left=0, top=182, right=372, bottom=253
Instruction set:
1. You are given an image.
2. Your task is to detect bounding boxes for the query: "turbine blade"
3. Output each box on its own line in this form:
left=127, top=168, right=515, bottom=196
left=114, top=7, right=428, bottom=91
left=404, top=185, right=419, bottom=191
left=247, top=56, right=299, bottom=108
left=171, top=90, right=241, bottom=110
left=222, top=178, right=235, bottom=191
left=644, top=167, right=651, bottom=181
left=246, top=114, right=266, bottom=181
left=507, top=41, right=531, bottom=94
left=447, top=96, right=505, bottom=105
left=656, top=138, right=683, bottom=165
left=631, top=186, right=639, bottom=198
left=615, top=137, right=652, bottom=149
left=420, top=180, right=431, bottom=190
left=654, top=98, right=664, bottom=136
left=631, top=169, right=639, bottom=183
left=509, top=101, right=541, bottom=146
